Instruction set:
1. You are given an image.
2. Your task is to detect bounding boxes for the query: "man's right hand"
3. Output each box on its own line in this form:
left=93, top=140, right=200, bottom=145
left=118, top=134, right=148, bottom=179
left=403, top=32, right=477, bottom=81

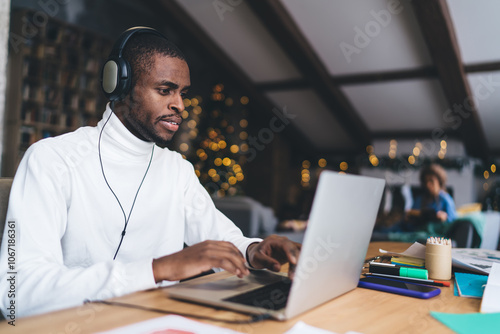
left=152, top=240, right=250, bottom=283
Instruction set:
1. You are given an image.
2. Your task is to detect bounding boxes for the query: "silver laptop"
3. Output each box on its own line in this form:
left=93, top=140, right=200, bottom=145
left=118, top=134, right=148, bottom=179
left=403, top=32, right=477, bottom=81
left=167, top=171, right=385, bottom=320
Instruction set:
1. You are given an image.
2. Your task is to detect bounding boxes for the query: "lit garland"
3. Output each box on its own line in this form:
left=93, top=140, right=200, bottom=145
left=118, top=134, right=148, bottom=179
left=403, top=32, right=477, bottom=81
left=179, top=83, right=250, bottom=197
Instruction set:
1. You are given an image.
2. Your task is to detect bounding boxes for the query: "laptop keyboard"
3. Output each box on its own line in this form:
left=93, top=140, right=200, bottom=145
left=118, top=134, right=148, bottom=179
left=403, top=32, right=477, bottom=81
left=223, top=280, right=292, bottom=310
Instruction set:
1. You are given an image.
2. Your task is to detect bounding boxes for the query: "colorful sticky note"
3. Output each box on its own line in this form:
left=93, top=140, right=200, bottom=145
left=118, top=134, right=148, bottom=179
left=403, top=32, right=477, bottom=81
left=431, top=312, right=500, bottom=334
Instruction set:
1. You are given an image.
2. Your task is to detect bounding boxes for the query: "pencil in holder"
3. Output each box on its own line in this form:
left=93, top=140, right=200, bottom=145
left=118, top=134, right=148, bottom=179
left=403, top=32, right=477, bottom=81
left=425, top=237, right=452, bottom=280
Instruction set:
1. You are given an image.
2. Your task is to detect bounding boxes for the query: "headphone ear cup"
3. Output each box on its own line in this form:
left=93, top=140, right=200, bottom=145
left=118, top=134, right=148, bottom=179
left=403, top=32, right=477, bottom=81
left=102, top=60, right=119, bottom=98
left=102, top=27, right=166, bottom=101
left=101, top=57, right=132, bottom=101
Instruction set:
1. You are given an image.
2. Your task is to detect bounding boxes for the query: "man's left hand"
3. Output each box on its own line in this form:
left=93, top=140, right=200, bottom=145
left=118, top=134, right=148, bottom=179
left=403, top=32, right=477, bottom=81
left=246, top=235, right=301, bottom=279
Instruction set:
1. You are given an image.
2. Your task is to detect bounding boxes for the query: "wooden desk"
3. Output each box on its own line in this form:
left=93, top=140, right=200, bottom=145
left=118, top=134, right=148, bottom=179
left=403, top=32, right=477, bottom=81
left=1, top=242, right=481, bottom=334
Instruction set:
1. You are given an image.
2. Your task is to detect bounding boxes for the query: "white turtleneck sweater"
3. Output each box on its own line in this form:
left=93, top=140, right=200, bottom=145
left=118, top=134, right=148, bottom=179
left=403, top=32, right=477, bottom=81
left=0, top=105, right=261, bottom=318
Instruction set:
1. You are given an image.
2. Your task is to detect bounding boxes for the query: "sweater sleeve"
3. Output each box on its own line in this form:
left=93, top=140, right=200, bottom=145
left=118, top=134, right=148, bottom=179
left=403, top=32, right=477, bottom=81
left=0, top=143, right=157, bottom=318
left=181, top=161, right=261, bottom=258
left=441, top=192, right=457, bottom=223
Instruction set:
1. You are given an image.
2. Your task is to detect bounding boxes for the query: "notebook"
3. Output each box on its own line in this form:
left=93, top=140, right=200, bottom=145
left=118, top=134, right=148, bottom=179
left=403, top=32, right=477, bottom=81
left=167, top=171, right=385, bottom=320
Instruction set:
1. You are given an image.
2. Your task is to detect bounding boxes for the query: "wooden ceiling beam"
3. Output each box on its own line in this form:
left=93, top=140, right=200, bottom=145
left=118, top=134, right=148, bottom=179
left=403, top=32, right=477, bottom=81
left=142, top=0, right=315, bottom=154
left=412, top=0, right=489, bottom=159
left=257, top=67, right=438, bottom=91
left=334, top=67, right=437, bottom=85
left=257, top=59, right=500, bottom=92
left=372, top=129, right=461, bottom=140
left=256, top=79, right=308, bottom=92
left=465, top=61, right=500, bottom=73
left=247, top=0, right=371, bottom=151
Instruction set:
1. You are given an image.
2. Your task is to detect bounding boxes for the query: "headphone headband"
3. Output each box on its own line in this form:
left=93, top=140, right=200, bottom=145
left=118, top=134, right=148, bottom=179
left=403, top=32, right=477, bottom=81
left=109, top=26, right=166, bottom=59
left=101, top=27, right=168, bottom=101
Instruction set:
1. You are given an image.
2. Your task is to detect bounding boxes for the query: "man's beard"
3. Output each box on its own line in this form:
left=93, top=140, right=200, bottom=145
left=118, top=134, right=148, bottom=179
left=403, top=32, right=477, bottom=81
left=124, top=94, right=174, bottom=148
left=127, top=110, right=173, bottom=148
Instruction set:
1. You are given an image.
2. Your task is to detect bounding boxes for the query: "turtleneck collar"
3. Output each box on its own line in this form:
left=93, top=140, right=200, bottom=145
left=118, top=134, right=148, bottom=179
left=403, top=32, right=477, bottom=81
left=96, top=103, right=156, bottom=161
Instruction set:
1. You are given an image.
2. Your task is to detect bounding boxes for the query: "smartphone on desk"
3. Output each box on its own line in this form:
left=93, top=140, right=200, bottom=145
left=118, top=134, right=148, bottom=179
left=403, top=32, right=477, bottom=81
left=358, top=276, right=441, bottom=299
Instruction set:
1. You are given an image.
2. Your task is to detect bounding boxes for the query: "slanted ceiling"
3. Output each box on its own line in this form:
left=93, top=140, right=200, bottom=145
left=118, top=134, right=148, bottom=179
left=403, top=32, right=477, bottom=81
left=148, top=0, right=500, bottom=159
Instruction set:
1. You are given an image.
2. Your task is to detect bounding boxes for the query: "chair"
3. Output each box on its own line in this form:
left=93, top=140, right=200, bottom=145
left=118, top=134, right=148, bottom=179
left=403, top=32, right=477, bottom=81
left=212, top=196, right=278, bottom=238
left=0, top=177, right=14, bottom=247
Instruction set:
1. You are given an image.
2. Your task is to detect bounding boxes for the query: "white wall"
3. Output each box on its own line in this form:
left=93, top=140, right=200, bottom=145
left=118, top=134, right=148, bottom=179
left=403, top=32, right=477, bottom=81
left=0, top=0, right=10, bottom=171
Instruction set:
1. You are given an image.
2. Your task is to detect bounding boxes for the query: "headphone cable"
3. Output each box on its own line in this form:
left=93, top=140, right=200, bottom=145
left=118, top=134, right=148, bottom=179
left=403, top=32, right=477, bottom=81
left=98, top=108, right=155, bottom=260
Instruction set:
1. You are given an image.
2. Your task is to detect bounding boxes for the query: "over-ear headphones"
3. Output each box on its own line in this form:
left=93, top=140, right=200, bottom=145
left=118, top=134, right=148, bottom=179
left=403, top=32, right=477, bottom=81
left=101, top=26, right=167, bottom=101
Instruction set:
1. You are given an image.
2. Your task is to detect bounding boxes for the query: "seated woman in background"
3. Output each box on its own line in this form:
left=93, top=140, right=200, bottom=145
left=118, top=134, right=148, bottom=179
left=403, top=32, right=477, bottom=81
left=405, top=163, right=457, bottom=229
left=372, top=164, right=457, bottom=242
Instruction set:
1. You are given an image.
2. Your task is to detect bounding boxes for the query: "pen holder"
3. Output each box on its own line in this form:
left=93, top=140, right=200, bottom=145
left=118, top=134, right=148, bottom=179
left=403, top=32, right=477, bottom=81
left=425, top=238, right=452, bottom=280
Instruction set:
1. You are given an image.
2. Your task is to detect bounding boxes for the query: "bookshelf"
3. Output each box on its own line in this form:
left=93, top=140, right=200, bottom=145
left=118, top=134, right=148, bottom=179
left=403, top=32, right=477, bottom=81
left=2, top=9, right=111, bottom=176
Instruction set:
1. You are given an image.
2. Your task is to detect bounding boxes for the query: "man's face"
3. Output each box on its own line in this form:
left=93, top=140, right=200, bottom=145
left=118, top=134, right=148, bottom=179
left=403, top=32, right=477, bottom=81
left=118, top=54, right=191, bottom=147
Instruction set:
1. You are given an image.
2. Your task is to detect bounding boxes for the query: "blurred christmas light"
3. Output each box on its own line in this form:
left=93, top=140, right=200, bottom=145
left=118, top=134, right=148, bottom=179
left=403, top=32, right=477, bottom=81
left=230, top=145, right=239, bottom=153
left=187, top=120, right=197, bottom=129
left=193, top=106, right=202, bottom=115
left=210, top=142, right=219, bottom=151
left=214, top=84, right=224, bottom=92
left=239, top=119, right=248, bottom=128
left=218, top=141, right=227, bottom=149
